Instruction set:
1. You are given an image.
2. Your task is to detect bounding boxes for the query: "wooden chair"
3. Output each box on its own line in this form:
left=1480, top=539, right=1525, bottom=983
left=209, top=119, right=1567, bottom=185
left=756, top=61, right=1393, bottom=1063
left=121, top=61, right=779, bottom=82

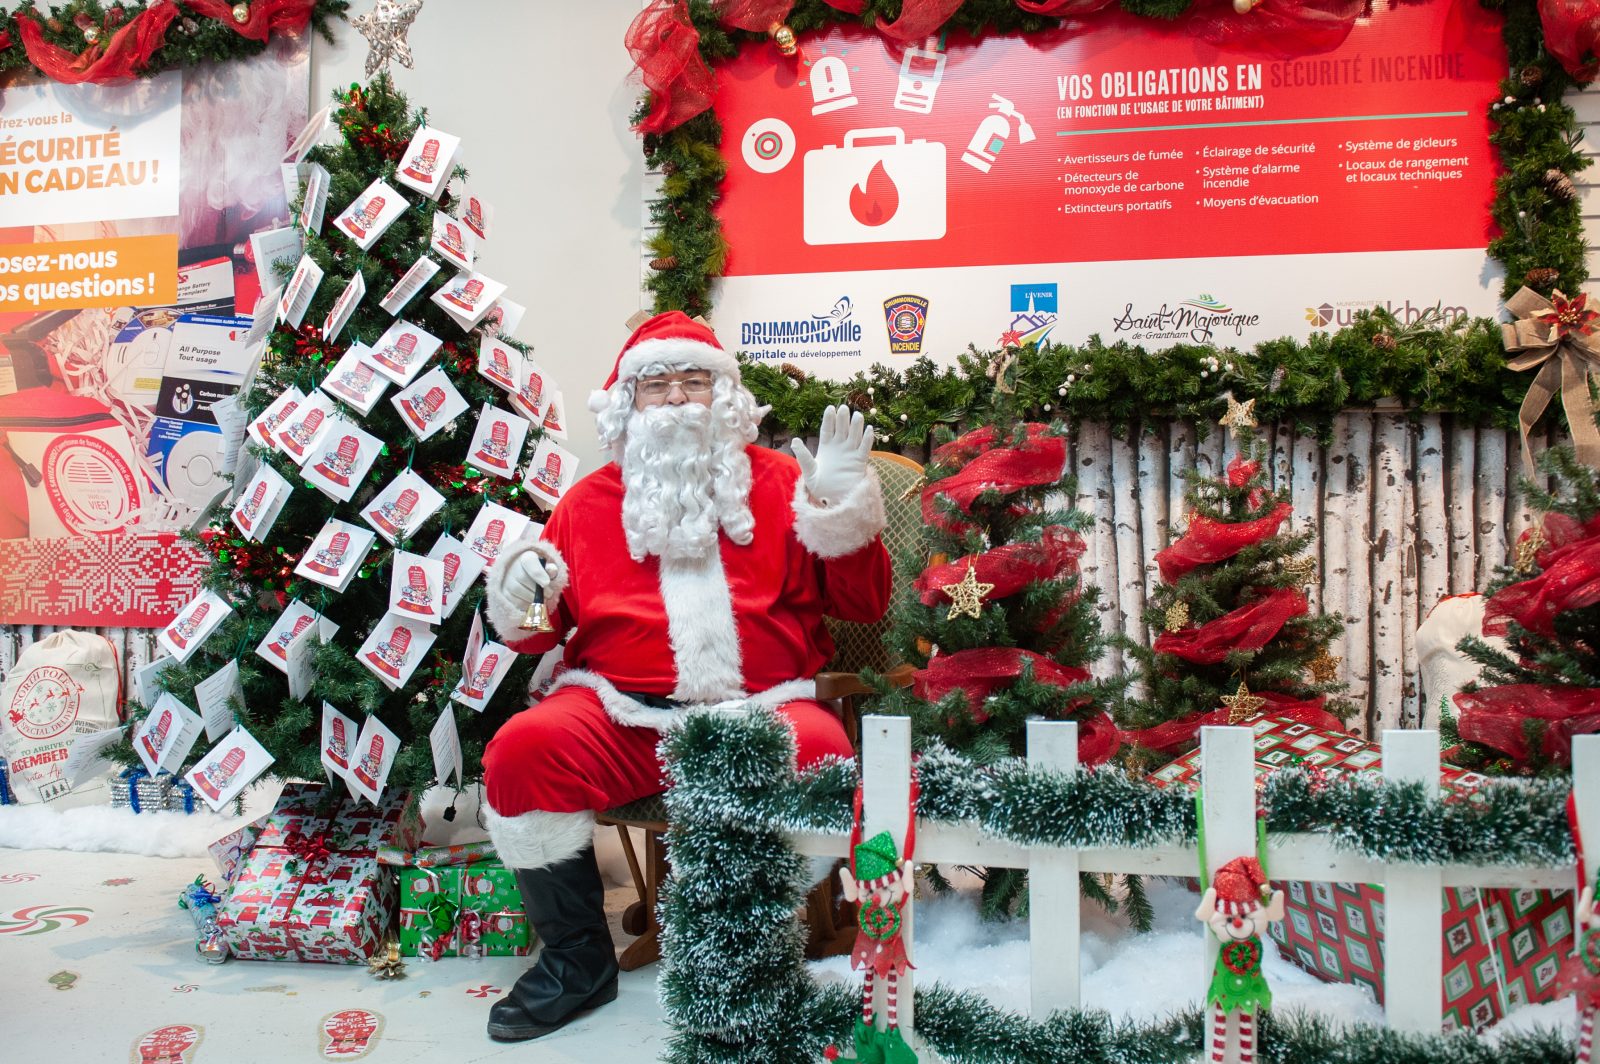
left=599, top=451, right=927, bottom=971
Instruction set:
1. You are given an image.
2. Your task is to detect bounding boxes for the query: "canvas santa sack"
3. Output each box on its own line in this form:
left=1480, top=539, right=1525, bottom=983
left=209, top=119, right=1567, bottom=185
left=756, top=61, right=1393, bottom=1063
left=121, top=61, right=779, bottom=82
left=1, top=629, right=122, bottom=802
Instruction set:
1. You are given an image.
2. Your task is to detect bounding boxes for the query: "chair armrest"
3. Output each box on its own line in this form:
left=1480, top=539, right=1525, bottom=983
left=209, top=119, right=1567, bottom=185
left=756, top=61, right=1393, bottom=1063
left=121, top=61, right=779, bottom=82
left=815, top=664, right=917, bottom=702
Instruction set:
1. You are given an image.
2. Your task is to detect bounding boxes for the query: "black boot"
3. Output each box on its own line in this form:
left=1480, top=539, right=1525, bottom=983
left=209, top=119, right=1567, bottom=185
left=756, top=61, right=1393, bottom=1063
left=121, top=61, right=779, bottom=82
left=487, top=845, right=619, bottom=1042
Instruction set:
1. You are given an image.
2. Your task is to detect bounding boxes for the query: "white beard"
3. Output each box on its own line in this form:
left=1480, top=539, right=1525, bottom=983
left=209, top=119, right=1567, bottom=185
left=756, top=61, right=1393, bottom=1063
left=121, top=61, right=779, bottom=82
left=619, top=404, right=754, bottom=562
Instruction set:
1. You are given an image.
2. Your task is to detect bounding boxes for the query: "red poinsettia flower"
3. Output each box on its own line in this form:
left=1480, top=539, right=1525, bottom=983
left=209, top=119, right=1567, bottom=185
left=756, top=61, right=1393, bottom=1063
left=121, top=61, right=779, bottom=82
left=1535, top=290, right=1600, bottom=340
left=998, top=329, right=1024, bottom=348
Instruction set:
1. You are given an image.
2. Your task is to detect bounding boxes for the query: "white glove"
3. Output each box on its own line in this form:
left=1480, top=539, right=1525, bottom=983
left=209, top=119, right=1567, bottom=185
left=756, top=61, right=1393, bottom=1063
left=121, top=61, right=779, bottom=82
left=501, top=551, right=556, bottom=614
left=791, top=404, right=873, bottom=507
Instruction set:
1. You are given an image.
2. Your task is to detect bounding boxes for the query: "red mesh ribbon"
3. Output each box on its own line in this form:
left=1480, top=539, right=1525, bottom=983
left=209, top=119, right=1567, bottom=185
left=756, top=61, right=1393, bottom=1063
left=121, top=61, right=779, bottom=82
left=1122, top=694, right=1344, bottom=754
left=1227, top=455, right=1259, bottom=488
left=1483, top=536, right=1600, bottom=637
left=912, top=647, right=1115, bottom=763
left=716, top=0, right=796, bottom=31
left=1186, top=0, right=1363, bottom=58
left=1452, top=685, right=1600, bottom=765
left=627, top=0, right=717, bottom=135
left=1539, top=0, right=1600, bottom=81
left=1014, top=0, right=1117, bottom=14
left=922, top=425, right=1067, bottom=531
left=874, top=0, right=965, bottom=41
left=13, top=4, right=179, bottom=84
left=821, top=0, right=866, bottom=12
left=1156, top=503, right=1292, bottom=583
left=915, top=526, right=1085, bottom=605
left=1153, top=588, right=1307, bottom=664
left=187, top=0, right=319, bottom=43
left=1522, top=512, right=1600, bottom=571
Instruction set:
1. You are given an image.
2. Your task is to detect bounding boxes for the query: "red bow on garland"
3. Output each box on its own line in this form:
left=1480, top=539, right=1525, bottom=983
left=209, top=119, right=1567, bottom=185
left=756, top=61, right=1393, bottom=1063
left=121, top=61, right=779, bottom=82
left=12, top=5, right=178, bottom=84
left=186, top=0, right=321, bottom=43
left=1186, top=0, right=1363, bottom=57
left=1153, top=587, right=1308, bottom=665
left=1538, top=0, right=1600, bottom=81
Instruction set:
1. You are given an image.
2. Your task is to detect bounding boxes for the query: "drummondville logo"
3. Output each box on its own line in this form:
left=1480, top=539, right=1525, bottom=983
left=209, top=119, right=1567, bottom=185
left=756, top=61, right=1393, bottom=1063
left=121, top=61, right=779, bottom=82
left=1110, top=293, right=1260, bottom=344
left=739, top=296, right=863, bottom=360
left=1304, top=298, right=1471, bottom=328
left=883, top=294, right=931, bottom=356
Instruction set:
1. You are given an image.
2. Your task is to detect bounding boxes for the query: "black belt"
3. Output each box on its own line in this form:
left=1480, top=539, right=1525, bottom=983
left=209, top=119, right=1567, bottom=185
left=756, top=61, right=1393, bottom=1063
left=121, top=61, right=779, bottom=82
left=616, top=690, right=688, bottom=710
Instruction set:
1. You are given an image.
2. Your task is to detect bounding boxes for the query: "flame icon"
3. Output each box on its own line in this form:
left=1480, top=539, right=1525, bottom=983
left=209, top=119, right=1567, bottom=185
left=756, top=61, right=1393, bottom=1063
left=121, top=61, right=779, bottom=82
left=849, top=161, right=899, bottom=227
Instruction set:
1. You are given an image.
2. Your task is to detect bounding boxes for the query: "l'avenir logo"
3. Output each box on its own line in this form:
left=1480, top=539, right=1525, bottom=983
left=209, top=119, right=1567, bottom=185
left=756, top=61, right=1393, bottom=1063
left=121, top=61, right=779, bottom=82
left=1110, top=293, right=1261, bottom=344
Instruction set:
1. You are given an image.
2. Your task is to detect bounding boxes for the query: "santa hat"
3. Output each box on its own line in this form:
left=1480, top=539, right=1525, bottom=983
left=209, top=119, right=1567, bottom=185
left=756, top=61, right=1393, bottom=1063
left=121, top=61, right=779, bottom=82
left=1212, top=856, right=1269, bottom=915
left=588, top=311, right=740, bottom=414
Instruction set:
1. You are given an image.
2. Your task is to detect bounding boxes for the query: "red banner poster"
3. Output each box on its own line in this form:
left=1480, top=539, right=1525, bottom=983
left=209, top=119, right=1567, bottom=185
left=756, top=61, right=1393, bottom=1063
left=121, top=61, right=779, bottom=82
left=711, top=0, right=1506, bottom=371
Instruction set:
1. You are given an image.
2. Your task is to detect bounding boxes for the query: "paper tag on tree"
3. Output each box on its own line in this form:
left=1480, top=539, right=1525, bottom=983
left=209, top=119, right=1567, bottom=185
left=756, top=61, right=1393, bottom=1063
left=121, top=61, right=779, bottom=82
left=428, top=534, right=486, bottom=619
left=321, top=701, right=359, bottom=781
left=61, top=726, right=126, bottom=789
left=322, top=270, right=366, bottom=343
left=431, top=270, right=506, bottom=331
left=159, top=590, right=233, bottom=663
left=276, top=390, right=338, bottom=465
left=394, top=126, right=461, bottom=199
left=477, top=338, right=519, bottom=393
left=298, top=162, right=331, bottom=235
left=465, top=405, right=530, bottom=480
left=249, top=386, right=305, bottom=448
left=389, top=551, right=445, bottom=622
left=134, top=692, right=205, bottom=775
left=429, top=706, right=463, bottom=789
left=458, top=186, right=492, bottom=240
left=348, top=714, right=401, bottom=805
left=255, top=600, right=328, bottom=674
left=302, top=423, right=383, bottom=503
left=481, top=297, right=524, bottom=340
left=333, top=178, right=408, bottom=251
left=295, top=519, right=378, bottom=592
left=249, top=227, right=303, bottom=297
left=453, top=641, right=512, bottom=712
left=392, top=366, right=468, bottom=441
left=540, top=389, right=568, bottom=441
left=363, top=469, right=445, bottom=545
left=523, top=439, right=580, bottom=510
left=510, top=353, right=554, bottom=424
left=430, top=212, right=475, bottom=271
left=379, top=255, right=440, bottom=315
left=358, top=616, right=436, bottom=691
left=192, top=660, right=242, bottom=743
left=230, top=462, right=291, bottom=542
left=320, top=343, right=389, bottom=415
left=369, top=319, right=443, bottom=387
left=464, top=501, right=533, bottom=567
left=276, top=254, right=324, bottom=328
left=186, top=726, right=275, bottom=812
left=285, top=105, right=332, bottom=163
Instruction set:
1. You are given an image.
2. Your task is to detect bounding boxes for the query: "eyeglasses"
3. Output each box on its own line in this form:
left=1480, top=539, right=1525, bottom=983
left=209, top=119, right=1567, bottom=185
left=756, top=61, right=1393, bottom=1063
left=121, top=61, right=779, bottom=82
left=636, top=375, right=714, bottom=399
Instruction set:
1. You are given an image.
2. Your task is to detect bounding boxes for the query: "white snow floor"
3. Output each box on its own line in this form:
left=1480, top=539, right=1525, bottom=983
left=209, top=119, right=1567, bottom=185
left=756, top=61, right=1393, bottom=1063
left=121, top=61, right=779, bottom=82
left=0, top=780, right=1582, bottom=1060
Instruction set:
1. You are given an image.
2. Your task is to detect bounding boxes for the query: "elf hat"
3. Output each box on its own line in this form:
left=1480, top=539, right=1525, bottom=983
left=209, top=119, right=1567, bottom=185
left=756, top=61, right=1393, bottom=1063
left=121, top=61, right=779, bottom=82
left=853, top=830, right=902, bottom=884
left=588, top=311, right=740, bottom=414
left=1212, top=856, right=1268, bottom=915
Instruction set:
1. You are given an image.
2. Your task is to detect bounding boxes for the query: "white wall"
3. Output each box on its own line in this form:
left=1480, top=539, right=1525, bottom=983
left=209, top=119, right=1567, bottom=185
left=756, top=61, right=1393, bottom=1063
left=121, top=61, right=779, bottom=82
left=310, top=0, right=645, bottom=476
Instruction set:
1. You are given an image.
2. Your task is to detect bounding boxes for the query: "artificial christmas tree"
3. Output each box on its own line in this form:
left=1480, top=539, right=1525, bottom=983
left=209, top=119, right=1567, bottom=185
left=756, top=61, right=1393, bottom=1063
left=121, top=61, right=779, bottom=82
left=1117, top=401, right=1354, bottom=764
left=109, top=76, right=557, bottom=798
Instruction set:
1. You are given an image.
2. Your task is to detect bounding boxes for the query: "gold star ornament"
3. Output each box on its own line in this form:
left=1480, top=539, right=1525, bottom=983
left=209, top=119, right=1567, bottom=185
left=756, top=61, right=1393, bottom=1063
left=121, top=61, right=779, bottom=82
left=941, top=562, right=995, bottom=621
left=352, top=0, right=424, bottom=78
left=1219, top=394, right=1258, bottom=430
left=1164, top=600, right=1190, bottom=632
left=1283, top=556, right=1316, bottom=586
left=1221, top=681, right=1267, bottom=724
left=1306, top=650, right=1342, bottom=684
left=1515, top=523, right=1546, bottom=573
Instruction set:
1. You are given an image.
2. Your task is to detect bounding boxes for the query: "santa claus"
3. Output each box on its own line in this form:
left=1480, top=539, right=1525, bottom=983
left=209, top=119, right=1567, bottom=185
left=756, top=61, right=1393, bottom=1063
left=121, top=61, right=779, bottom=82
left=479, top=311, right=890, bottom=1041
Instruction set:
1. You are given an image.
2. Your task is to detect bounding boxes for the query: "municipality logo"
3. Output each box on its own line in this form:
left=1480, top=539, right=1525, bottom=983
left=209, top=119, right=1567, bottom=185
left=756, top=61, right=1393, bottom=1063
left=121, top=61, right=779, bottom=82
left=739, top=296, right=863, bottom=359
left=1110, top=293, right=1259, bottom=343
left=1305, top=298, right=1469, bottom=329
left=883, top=294, right=930, bottom=356
left=999, top=283, right=1058, bottom=347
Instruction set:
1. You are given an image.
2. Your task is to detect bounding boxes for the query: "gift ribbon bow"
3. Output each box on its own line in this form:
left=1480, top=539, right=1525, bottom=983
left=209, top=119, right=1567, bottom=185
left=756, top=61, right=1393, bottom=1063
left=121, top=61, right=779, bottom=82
left=1502, top=286, right=1600, bottom=476
left=284, top=830, right=333, bottom=874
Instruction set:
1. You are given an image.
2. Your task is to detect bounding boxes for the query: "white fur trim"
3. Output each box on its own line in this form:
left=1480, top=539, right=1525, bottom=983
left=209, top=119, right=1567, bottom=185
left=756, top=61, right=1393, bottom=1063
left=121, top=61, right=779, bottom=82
left=792, top=466, right=886, bottom=559
left=549, top=670, right=819, bottom=732
left=587, top=389, right=610, bottom=414
left=483, top=533, right=569, bottom=643
left=660, top=550, right=744, bottom=703
left=616, top=337, right=739, bottom=384
left=484, top=803, right=596, bottom=870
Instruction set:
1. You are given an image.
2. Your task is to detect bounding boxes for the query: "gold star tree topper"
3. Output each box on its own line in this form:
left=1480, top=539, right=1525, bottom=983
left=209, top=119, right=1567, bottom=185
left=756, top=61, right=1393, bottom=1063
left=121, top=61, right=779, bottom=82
left=352, top=0, right=424, bottom=78
left=1306, top=651, right=1342, bottom=685
left=1515, top=523, right=1546, bottom=573
left=1221, top=681, right=1267, bottom=724
left=1219, top=394, right=1258, bottom=430
left=941, top=562, right=995, bottom=621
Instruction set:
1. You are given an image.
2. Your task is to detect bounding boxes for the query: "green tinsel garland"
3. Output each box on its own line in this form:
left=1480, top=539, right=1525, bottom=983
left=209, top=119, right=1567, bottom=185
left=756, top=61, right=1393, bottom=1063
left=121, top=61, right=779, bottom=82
left=644, top=0, right=1590, bottom=441
left=0, top=1, right=349, bottom=79
left=660, top=709, right=1580, bottom=1063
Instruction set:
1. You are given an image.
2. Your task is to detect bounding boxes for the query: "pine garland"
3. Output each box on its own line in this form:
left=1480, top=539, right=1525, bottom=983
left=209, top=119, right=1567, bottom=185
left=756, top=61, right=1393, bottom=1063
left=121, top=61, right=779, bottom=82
left=0, top=1, right=349, bottom=79
left=642, top=1, right=1590, bottom=436
left=660, top=709, right=1580, bottom=1063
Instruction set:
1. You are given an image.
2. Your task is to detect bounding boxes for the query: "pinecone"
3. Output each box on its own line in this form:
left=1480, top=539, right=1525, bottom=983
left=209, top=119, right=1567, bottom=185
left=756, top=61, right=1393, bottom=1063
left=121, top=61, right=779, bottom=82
left=1525, top=267, right=1562, bottom=288
left=1544, top=168, right=1577, bottom=203
left=648, top=255, right=679, bottom=271
left=1371, top=332, right=1397, bottom=352
left=846, top=389, right=872, bottom=412
left=47, top=17, right=63, bottom=31
left=779, top=362, right=807, bottom=387
left=1519, top=65, right=1545, bottom=88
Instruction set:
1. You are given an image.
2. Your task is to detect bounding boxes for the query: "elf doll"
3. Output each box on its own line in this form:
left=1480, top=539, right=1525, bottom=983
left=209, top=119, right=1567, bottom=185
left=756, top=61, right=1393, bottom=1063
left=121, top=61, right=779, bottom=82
left=1195, top=855, right=1284, bottom=1064
left=830, top=831, right=917, bottom=1064
left=1557, top=875, right=1600, bottom=1060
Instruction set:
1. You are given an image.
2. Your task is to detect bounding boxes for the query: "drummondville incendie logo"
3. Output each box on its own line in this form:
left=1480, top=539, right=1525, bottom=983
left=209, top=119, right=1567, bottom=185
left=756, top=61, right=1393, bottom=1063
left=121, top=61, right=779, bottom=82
left=883, top=294, right=931, bottom=356
left=1304, top=298, right=1470, bottom=328
left=739, top=296, right=864, bottom=360
left=7, top=666, right=82, bottom=741
left=1110, top=293, right=1260, bottom=344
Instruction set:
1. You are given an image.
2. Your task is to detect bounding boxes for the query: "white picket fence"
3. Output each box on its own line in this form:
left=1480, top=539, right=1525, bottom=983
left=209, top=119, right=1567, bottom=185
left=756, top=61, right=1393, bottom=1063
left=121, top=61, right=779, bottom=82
left=791, top=716, right=1593, bottom=1048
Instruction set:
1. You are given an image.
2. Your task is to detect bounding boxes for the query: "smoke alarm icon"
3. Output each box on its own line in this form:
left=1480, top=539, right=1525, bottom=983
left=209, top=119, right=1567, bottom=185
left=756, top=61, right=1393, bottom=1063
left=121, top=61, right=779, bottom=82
left=803, top=128, right=945, bottom=246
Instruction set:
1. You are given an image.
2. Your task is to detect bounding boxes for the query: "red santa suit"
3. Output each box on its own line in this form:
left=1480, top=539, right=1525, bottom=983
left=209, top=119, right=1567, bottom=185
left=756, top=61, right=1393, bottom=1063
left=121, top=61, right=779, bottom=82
left=480, top=317, right=890, bottom=871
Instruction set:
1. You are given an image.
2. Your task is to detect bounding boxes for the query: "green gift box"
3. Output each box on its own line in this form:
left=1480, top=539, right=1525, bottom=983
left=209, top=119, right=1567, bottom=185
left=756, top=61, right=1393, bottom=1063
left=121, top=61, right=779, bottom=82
left=395, top=854, right=532, bottom=959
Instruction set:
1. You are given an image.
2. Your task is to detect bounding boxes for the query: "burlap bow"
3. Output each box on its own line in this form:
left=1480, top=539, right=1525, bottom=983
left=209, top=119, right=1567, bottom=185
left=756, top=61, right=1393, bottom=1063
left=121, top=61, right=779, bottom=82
left=1502, top=286, right=1600, bottom=476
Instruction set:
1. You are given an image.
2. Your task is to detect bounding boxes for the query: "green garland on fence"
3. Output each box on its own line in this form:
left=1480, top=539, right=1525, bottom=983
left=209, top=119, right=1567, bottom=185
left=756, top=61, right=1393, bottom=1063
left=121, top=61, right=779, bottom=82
left=0, top=2, right=349, bottom=78
left=660, top=709, right=1579, bottom=1063
left=642, top=0, right=1591, bottom=439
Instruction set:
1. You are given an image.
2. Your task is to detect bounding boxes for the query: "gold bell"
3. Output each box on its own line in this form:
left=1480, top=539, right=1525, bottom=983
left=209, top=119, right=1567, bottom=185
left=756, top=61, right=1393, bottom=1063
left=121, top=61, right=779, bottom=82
left=519, top=588, right=555, bottom=633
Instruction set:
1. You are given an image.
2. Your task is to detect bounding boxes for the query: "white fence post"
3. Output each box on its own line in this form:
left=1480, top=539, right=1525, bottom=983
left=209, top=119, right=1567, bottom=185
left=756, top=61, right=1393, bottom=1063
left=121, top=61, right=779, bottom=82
left=1199, top=726, right=1258, bottom=979
left=1028, top=720, right=1079, bottom=1017
left=1575, top=735, right=1600, bottom=893
left=1382, top=729, right=1443, bottom=1033
left=860, top=715, right=917, bottom=1036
